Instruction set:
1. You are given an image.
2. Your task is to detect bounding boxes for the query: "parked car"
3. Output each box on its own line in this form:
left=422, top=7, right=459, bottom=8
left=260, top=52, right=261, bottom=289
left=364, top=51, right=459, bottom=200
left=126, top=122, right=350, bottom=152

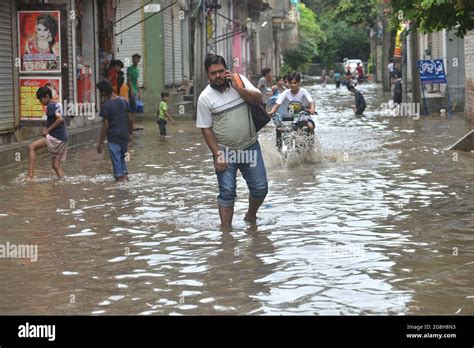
left=343, top=58, right=363, bottom=75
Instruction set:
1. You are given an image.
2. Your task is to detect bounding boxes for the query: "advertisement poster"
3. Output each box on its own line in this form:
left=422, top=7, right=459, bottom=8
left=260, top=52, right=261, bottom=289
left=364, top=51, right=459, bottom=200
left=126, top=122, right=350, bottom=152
left=20, top=77, right=62, bottom=120
left=18, top=11, right=61, bottom=73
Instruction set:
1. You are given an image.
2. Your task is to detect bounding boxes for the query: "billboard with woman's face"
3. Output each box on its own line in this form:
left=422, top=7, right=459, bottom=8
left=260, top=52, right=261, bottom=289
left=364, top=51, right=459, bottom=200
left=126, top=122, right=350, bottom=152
left=18, top=11, right=61, bottom=73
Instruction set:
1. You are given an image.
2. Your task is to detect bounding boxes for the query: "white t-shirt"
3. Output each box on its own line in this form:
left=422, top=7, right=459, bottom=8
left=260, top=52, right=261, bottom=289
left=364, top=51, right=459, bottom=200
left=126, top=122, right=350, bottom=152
left=275, top=88, right=314, bottom=112
left=196, top=74, right=261, bottom=150
left=388, top=62, right=395, bottom=73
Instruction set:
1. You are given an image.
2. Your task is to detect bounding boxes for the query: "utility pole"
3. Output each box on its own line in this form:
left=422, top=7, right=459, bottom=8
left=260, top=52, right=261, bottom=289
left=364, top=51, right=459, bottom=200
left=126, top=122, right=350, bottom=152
left=382, top=16, right=391, bottom=92
left=410, top=25, right=421, bottom=105
left=402, top=28, right=408, bottom=103
left=370, top=27, right=377, bottom=81
left=255, top=23, right=261, bottom=73
left=192, top=4, right=206, bottom=120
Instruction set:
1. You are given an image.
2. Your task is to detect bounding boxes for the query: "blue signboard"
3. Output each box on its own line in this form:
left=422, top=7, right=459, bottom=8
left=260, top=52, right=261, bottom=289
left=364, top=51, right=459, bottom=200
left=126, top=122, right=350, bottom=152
left=418, top=59, right=447, bottom=84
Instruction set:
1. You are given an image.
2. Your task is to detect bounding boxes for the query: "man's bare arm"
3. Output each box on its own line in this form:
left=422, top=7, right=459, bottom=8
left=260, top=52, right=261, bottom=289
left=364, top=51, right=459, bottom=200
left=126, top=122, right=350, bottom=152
left=227, top=73, right=263, bottom=106
left=99, top=119, right=108, bottom=144
left=201, top=128, right=220, bottom=156
left=127, top=73, right=133, bottom=96
left=235, top=87, right=263, bottom=106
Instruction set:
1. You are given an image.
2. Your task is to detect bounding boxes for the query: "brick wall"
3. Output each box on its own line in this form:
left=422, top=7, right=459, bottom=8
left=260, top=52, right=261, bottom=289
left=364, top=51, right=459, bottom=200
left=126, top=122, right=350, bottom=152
left=465, top=31, right=474, bottom=124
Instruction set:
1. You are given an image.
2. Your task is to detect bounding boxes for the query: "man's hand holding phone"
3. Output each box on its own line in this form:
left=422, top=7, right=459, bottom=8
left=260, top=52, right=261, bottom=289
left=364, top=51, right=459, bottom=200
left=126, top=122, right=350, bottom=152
left=224, top=70, right=234, bottom=84
left=227, top=71, right=245, bottom=91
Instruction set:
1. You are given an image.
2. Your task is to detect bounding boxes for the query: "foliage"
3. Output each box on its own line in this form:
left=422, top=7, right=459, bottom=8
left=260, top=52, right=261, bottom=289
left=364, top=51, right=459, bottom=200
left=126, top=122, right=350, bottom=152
left=314, top=15, right=371, bottom=68
left=279, top=64, right=293, bottom=79
left=330, top=0, right=380, bottom=26
left=282, top=3, right=324, bottom=71
left=301, top=0, right=340, bottom=14
left=298, top=1, right=375, bottom=68
left=368, top=52, right=375, bottom=74
left=389, top=0, right=474, bottom=37
left=302, top=0, right=380, bottom=26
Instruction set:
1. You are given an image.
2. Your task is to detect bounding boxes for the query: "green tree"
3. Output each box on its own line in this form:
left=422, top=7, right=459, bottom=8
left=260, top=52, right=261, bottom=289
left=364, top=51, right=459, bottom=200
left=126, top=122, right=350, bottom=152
left=302, top=0, right=380, bottom=26
left=301, top=0, right=340, bottom=14
left=389, top=0, right=474, bottom=37
left=316, top=16, right=370, bottom=68
left=282, top=3, right=324, bottom=71
left=330, top=0, right=380, bottom=26
left=300, top=1, right=375, bottom=68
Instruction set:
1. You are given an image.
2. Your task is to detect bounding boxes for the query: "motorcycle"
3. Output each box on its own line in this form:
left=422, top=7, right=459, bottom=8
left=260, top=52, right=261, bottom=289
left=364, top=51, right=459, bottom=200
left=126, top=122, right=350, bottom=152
left=272, top=109, right=316, bottom=162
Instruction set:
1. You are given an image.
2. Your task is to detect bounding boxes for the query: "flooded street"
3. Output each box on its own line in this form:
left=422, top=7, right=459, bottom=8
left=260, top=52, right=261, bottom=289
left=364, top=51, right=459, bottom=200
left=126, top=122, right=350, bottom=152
left=0, top=83, right=473, bottom=315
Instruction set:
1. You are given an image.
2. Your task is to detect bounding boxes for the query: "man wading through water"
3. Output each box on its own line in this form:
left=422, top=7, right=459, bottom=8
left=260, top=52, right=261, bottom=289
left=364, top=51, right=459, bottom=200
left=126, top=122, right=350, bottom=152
left=196, top=54, right=268, bottom=230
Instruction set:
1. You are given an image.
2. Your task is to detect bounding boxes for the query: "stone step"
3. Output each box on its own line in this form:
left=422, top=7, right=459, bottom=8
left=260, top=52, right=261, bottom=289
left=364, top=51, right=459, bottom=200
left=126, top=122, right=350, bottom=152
left=167, top=91, right=185, bottom=105
left=184, top=95, right=194, bottom=102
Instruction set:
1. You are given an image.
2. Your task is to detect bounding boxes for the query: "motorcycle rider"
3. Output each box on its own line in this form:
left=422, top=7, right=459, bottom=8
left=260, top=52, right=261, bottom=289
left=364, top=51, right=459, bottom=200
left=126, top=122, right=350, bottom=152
left=268, top=71, right=316, bottom=130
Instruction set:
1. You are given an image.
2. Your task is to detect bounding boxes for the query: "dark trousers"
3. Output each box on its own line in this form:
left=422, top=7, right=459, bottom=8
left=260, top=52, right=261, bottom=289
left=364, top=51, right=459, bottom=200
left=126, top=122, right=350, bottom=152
left=356, top=107, right=366, bottom=115
left=157, top=119, right=167, bottom=136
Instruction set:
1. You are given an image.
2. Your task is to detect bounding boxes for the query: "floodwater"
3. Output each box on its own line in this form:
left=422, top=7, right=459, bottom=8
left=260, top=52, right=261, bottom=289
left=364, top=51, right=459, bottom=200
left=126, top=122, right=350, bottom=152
left=0, top=83, right=473, bottom=315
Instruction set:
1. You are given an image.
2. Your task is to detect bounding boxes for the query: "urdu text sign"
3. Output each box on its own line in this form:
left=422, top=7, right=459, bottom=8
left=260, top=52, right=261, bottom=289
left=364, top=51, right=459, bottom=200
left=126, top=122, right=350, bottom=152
left=418, top=59, right=447, bottom=84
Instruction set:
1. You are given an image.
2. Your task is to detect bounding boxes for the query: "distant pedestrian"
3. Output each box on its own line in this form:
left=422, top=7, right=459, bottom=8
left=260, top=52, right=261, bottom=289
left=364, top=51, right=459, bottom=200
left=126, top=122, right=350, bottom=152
left=321, top=67, right=327, bottom=86
left=257, top=67, right=273, bottom=110
left=268, top=76, right=286, bottom=115
left=108, top=59, right=124, bottom=95
left=107, top=60, right=118, bottom=89
left=26, top=87, right=68, bottom=181
left=344, top=65, right=352, bottom=85
left=348, top=84, right=366, bottom=116
left=277, top=77, right=286, bottom=93
left=117, top=71, right=129, bottom=101
left=157, top=92, right=176, bottom=136
left=356, top=63, right=364, bottom=83
left=393, top=72, right=402, bottom=105
left=388, top=59, right=395, bottom=86
left=96, top=79, right=132, bottom=182
left=333, top=70, right=342, bottom=88
left=127, top=53, right=141, bottom=130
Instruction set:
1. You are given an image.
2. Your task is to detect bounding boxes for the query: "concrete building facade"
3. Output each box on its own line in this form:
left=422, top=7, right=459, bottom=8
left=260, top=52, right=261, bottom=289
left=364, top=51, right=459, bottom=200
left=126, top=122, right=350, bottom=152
left=464, top=31, right=474, bottom=124
left=405, top=29, right=465, bottom=113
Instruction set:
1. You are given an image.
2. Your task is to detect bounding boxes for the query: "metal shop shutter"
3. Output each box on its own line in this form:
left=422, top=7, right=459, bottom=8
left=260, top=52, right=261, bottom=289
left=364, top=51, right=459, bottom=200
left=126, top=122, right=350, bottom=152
left=164, top=4, right=183, bottom=86
left=115, top=0, right=144, bottom=87
left=0, top=0, right=15, bottom=131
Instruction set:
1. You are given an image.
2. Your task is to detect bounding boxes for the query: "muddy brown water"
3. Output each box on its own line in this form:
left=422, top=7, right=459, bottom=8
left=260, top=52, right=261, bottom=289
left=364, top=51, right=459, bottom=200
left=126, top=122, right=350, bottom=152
left=0, top=83, right=473, bottom=315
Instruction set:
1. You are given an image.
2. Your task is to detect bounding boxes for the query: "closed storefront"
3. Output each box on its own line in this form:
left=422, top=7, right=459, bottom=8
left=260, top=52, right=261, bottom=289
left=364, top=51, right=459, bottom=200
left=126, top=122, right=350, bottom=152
left=0, top=0, right=16, bottom=132
left=115, top=0, right=144, bottom=87
left=164, top=3, right=183, bottom=86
